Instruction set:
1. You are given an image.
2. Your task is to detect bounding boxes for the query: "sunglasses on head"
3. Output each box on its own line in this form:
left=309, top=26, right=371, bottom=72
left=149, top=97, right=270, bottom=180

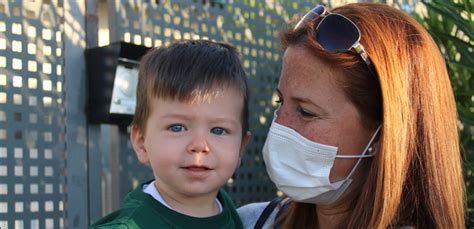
left=294, top=5, right=374, bottom=70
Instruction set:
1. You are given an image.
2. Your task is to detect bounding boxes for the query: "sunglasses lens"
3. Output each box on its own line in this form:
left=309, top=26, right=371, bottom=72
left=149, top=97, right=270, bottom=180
left=312, top=5, right=325, bottom=15
left=295, top=5, right=326, bottom=30
left=316, top=14, right=360, bottom=52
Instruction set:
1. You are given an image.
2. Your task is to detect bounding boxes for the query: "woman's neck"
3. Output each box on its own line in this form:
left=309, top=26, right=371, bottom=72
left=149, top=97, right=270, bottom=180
left=314, top=174, right=363, bottom=228
left=316, top=202, right=352, bottom=229
left=314, top=159, right=371, bottom=228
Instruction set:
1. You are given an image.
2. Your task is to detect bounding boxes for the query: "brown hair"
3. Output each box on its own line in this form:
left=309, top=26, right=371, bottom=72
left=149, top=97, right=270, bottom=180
left=277, top=3, right=464, bottom=228
left=132, top=40, right=249, bottom=135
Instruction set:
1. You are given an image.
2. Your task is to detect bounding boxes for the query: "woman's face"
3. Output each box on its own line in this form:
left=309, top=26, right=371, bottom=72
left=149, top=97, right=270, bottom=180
left=275, top=45, right=375, bottom=182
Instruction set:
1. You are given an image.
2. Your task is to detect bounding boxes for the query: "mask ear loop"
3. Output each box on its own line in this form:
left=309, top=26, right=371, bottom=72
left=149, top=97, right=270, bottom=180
left=340, top=124, right=382, bottom=179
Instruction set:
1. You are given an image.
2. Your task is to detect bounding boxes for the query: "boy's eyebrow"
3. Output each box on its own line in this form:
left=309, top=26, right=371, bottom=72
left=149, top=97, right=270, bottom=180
left=162, top=113, right=240, bottom=125
left=209, top=117, right=240, bottom=126
left=161, top=113, right=192, bottom=120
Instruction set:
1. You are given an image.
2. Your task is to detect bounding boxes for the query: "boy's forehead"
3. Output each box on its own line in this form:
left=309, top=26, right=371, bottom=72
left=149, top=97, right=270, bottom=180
left=153, top=86, right=243, bottom=105
left=187, top=89, right=224, bottom=104
left=147, top=87, right=245, bottom=122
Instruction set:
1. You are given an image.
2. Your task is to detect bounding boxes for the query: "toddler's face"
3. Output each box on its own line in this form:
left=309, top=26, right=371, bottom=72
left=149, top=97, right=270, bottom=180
left=133, top=87, right=249, bottom=199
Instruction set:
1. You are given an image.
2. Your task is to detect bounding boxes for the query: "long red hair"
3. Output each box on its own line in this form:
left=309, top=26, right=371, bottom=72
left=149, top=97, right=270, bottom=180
left=277, top=3, right=465, bottom=228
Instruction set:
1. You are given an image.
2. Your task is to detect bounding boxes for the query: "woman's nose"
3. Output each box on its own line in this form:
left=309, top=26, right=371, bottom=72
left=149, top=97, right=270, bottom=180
left=187, top=134, right=210, bottom=154
left=274, top=106, right=287, bottom=125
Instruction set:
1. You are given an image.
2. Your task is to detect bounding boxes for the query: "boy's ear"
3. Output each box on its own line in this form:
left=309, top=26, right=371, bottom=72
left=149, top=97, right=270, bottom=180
left=235, top=131, right=251, bottom=169
left=239, top=131, right=251, bottom=157
left=130, top=126, right=149, bottom=164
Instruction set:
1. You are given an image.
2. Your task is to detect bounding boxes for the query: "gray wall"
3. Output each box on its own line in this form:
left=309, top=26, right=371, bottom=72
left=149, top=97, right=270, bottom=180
left=0, top=1, right=66, bottom=228
left=0, top=0, right=324, bottom=228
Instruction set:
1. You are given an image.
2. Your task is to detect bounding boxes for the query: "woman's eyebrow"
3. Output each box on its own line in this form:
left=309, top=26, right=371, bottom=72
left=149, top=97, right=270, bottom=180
left=277, top=88, right=326, bottom=112
left=276, top=88, right=283, bottom=98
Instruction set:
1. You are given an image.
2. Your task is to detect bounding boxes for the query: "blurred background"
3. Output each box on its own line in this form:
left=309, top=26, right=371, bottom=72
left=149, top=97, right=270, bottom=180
left=0, top=0, right=472, bottom=228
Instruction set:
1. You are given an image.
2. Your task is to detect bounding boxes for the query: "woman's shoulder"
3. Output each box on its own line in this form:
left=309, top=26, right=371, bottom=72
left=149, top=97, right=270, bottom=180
left=238, top=198, right=290, bottom=229
left=237, top=201, right=269, bottom=216
left=237, top=202, right=270, bottom=228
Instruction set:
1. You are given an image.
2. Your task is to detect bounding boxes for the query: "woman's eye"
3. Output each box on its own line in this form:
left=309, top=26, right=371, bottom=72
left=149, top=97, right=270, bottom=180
left=298, top=107, right=317, bottom=118
left=210, top=127, right=227, bottom=135
left=274, top=96, right=283, bottom=106
left=168, top=124, right=187, bottom=132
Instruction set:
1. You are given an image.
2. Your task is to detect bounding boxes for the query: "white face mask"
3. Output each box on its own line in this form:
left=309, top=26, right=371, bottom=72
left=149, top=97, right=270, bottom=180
left=263, top=117, right=381, bottom=205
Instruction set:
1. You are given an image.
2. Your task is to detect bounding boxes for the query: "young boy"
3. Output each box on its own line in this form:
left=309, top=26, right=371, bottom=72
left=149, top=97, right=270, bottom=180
left=91, top=40, right=250, bottom=228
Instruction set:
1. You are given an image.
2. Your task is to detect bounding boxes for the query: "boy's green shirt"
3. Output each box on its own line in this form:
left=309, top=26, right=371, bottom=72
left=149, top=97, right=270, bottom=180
left=90, top=181, right=243, bottom=229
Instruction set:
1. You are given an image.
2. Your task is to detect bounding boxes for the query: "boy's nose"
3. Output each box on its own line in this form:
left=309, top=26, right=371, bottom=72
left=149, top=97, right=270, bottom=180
left=187, top=135, right=210, bottom=154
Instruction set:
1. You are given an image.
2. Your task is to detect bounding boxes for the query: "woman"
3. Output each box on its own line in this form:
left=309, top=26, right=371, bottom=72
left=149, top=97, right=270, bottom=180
left=238, top=3, right=465, bottom=228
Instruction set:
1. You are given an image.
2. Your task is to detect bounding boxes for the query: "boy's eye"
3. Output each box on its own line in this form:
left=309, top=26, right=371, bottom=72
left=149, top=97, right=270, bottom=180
left=210, top=127, right=227, bottom=135
left=168, top=124, right=187, bottom=132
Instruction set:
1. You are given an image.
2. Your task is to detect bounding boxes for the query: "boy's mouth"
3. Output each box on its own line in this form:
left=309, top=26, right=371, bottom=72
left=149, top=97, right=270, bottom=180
left=182, top=165, right=211, bottom=171
left=182, top=165, right=212, bottom=178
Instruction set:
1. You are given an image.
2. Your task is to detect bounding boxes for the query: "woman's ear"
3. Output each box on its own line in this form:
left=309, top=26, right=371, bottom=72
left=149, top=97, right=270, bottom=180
left=368, top=125, right=382, bottom=155
left=130, top=126, right=149, bottom=164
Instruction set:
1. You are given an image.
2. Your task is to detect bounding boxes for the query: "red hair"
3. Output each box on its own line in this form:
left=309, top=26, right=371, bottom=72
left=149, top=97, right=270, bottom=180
left=277, top=3, right=464, bottom=228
